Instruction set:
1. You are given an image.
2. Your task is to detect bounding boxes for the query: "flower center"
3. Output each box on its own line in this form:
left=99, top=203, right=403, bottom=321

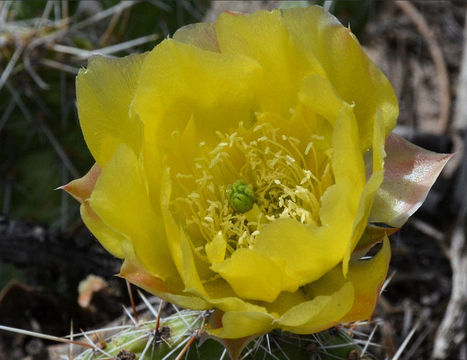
left=170, top=122, right=334, bottom=261
left=227, top=180, right=255, bottom=213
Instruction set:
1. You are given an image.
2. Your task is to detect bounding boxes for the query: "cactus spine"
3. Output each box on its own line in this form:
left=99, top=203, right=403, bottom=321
left=75, top=307, right=372, bottom=360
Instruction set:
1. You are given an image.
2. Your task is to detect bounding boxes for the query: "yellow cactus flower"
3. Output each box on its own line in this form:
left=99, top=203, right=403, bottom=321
left=64, top=6, right=450, bottom=341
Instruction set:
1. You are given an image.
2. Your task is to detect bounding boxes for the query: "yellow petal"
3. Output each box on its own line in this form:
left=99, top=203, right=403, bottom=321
left=205, top=232, right=227, bottom=265
left=208, top=290, right=271, bottom=314
left=318, top=104, right=366, bottom=271
left=133, top=39, right=261, bottom=142
left=216, top=10, right=323, bottom=115
left=179, top=228, right=210, bottom=297
left=76, top=54, right=145, bottom=166
left=341, top=236, right=391, bottom=322
left=80, top=202, right=125, bottom=258
left=299, top=74, right=345, bottom=123
left=207, top=317, right=256, bottom=360
left=173, top=22, right=219, bottom=52
left=163, top=116, right=203, bottom=184
left=277, top=282, right=354, bottom=334
left=211, top=248, right=286, bottom=302
left=253, top=218, right=338, bottom=289
left=343, top=110, right=386, bottom=275
left=205, top=285, right=277, bottom=338
left=160, top=168, right=185, bottom=278
left=160, top=168, right=210, bottom=298
left=133, top=39, right=261, bottom=208
left=207, top=295, right=275, bottom=341
left=292, top=103, right=334, bottom=151
left=330, top=104, right=365, bottom=187
left=62, top=162, right=125, bottom=258
left=282, top=6, right=398, bottom=149
left=208, top=310, right=275, bottom=339
left=371, top=111, right=387, bottom=173
left=264, top=290, right=308, bottom=317
left=89, top=144, right=176, bottom=280
left=319, top=181, right=354, bottom=238
left=307, top=237, right=391, bottom=324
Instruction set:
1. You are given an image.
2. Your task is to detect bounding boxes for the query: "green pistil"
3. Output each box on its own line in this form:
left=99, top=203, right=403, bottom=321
left=227, top=180, right=255, bottom=213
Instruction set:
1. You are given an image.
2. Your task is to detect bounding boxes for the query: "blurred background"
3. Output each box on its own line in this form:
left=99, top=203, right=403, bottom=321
left=0, top=1, right=466, bottom=359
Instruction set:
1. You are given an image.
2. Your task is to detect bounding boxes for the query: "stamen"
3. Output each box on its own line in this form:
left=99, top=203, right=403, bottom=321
left=169, top=122, right=333, bottom=258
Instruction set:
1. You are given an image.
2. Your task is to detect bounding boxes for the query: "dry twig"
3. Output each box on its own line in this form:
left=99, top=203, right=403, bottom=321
left=432, top=12, right=467, bottom=358
left=395, top=1, right=451, bottom=134
left=453, top=11, right=467, bottom=131
left=432, top=219, right=467, bottom=359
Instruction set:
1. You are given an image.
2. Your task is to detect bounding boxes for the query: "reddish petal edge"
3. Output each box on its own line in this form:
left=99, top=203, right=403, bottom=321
left=119, top=259, right=171, bottom=293
left=341, top=236, right=391, bottom=323
left=119, top=259, right=210, bottom=310
left=352, top=224, right=399, bottom=259
left=59, top=163, right=101, bottom=203
left=370, top=133, right=452, bottom=227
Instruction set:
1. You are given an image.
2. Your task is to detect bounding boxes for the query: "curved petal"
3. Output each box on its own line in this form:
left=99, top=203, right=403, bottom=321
left=60, top=163, right=101, bottom=203
left=205, top=231, right=227, bottom=265
left=343, top=110, right=386, bottom=275
left=132, top=39, right=261, bottom=208
left=133, top=39, right=261, bottom=141
left=299, top=74, right=346, bottom=124
left=76, top=54, right=145, bottom=166
left=330, top=104, right=365, bottom=187
left=242, top=106, right=366, bottom=292
left=120, top=259, right=209, bottom=310
left=173, top=22, right=219, bottom=52
left=247, top=103, right=367, bottom=288
left=216, top=9, right=324, bottom=116
left=211, top=248, right=288, bottom=302
left=61, top=164, right=125, bottom=258
left=318, top=104, right=366, bottom=270
left=282, top=6, right=398, bottom=149
left=80, top=202, right=125, bottom=258
left=207, top=297, right=277, bottom=340
left=353, top=224, right=398, bottom=259
left=160, top=168, right=211, bottom=298
left=307, top=237, right=391, bottom=324
left=89, top=144, right=177, bottom=280
left=341, top=236, right=391, bottom=322
left=203, top=281, right=271, bottom=314
left=264, top=290, right=308, bottom=317
left=208, top=310, right=275, bottom=339
left=277, top=282, right=354, bottom=334
left=253, top=219, right=338, bottom=290
left=370, top=134, right=452, bottom=227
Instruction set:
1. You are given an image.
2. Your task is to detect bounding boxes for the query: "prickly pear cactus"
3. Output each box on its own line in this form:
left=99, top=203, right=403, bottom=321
left=75, top=306, right=372, bottom=360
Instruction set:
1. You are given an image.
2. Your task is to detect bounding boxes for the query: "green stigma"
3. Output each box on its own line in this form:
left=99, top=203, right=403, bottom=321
left=227, top=180, right=255, bottom=213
